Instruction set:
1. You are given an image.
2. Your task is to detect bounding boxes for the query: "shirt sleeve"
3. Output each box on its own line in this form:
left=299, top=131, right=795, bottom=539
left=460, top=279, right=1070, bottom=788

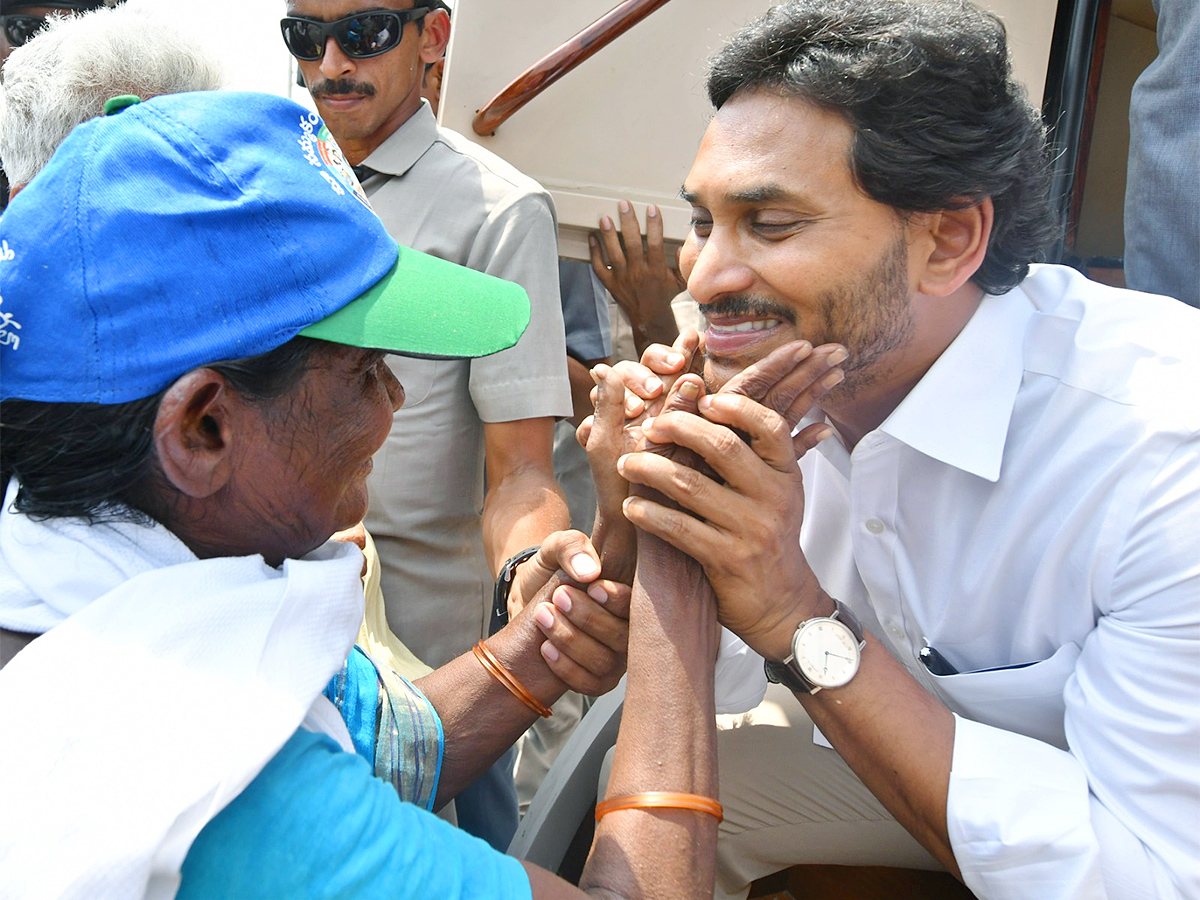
left=713, top=627, right=769, bottom=715
left=465, top=188, right=572, bottom=423
left=179, top=730, right=533, bottom=900
left=947, top=434, right=1200, bottom=900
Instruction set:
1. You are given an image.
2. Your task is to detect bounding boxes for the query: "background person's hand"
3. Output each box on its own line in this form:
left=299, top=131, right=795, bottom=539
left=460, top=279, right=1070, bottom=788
left=589, top=201, right=687, bottom=356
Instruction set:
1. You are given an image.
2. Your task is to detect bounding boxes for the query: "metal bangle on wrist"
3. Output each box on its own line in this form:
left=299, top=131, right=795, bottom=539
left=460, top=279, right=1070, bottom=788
left=488, top=545, right=541, bottom=636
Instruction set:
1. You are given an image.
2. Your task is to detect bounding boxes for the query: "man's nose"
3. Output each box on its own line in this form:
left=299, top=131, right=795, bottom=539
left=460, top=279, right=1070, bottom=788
left=318, top=36, right=355, bottom=80
left=681, top=229, right=755, bottom=305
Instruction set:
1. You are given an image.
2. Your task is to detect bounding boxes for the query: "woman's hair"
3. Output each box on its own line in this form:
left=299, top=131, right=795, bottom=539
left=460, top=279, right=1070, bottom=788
left=0, top=337, right=321, bottom=523
left=705, top=0, right=1060, bottom=295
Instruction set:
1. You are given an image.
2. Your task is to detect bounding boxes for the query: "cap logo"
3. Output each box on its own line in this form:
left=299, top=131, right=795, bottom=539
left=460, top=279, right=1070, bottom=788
left=296, top=112, right=371, bottom=209
left=0, top=241, right=22, bottom=351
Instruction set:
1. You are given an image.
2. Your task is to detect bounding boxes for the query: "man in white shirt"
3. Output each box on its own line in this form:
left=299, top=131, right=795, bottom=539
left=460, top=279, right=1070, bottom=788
left=606, top=1, right=1200, bottom=897
left=281, top=0, right=573, bottom=847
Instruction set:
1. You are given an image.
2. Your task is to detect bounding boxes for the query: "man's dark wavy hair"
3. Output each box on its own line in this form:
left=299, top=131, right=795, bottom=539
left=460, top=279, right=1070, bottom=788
left=706, top=0, right=1059, bottom=295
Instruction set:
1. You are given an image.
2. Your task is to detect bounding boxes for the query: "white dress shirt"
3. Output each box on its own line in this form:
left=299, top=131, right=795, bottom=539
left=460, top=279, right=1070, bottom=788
left=715, top=265, right=1200, bottom=899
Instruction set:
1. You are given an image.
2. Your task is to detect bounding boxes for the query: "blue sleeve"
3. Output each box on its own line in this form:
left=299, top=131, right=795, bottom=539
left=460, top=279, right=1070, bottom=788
left=559, top=258, right=612, bottom=361
left=179, top=729, right=532, bottom=900
left=323, top=645, right=380, bottom=764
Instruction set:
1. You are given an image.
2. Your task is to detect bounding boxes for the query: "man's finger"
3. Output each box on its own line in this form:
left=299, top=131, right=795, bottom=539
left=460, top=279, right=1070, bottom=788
left=598, top=214, right=627, bottom=277
left=588, top=233, right=615, bottom=293
left=616, top=200, right=647, bottom=273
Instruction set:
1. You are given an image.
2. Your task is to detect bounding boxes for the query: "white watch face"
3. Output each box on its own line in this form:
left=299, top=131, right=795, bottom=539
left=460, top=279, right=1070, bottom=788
left=793, top=618, right=861, bottom=689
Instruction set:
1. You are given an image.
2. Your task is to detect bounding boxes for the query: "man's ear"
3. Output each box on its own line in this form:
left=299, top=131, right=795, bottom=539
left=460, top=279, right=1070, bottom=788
left=153, top=369, right=237, bottom=500
left=908, top=197, right=993, bottom=297
left=418, top=9, right=451, bottom=65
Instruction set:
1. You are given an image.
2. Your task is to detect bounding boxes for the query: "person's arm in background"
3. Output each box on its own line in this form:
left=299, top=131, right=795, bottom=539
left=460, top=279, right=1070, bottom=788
left=482, top=416, right=574, bottom=584
left=590, top=201, right=686, bottom=357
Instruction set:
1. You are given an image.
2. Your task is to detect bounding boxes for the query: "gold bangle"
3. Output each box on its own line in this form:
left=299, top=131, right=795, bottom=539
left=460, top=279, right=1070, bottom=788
left=595, top=791, right=723, bottom=823
left=472, top=640, right=553, bottom=718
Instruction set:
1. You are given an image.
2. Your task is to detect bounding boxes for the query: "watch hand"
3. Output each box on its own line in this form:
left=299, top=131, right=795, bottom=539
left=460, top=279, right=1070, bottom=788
left=827, top=652, right=852, bottom=662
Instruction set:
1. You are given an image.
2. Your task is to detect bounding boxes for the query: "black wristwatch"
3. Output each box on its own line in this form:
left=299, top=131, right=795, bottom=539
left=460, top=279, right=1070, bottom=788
left=488, top=545, right=540, bottom=636
left=764, top=599, right=866, bottom=695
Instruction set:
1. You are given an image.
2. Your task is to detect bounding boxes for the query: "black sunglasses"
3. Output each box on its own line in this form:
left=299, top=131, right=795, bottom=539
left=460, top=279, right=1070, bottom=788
left=2, top=14, right=47, bottom=49
left=280, top=8, right=432, bottom=61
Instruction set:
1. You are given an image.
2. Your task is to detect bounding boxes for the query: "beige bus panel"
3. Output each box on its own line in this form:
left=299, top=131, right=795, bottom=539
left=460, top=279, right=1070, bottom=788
left=440, top=0, right=1058, bottom=261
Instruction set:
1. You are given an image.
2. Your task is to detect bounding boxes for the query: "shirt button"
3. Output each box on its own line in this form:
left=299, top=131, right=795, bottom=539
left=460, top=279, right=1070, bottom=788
left=865, top=518, right=885, bottom=534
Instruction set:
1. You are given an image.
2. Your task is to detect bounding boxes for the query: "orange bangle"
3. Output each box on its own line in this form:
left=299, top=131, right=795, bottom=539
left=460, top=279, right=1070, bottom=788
left=472, top=640, right=553, bottom=718
left=595, top=791, right=723, bottom=823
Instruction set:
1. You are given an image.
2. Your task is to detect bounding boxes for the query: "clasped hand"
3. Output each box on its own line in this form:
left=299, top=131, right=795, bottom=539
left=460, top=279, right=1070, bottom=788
left=580, top=332, right=848, bottom=658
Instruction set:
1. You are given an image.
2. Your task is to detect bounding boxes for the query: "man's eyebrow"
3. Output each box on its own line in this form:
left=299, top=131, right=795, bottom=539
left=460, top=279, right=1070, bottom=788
left=679, top=184, right=794, bottom=205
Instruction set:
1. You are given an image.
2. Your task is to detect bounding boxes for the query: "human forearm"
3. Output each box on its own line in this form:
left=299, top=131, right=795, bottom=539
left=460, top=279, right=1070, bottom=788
left=483, top=466, right=569, bottom=573
left=415, top=610, right=565, bottom=808
left=576, top=529, right=720, bottom=900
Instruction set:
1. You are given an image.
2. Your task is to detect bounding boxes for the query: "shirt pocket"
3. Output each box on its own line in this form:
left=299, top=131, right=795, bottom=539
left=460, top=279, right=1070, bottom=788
left=927, top=642, right=1081, bottom=750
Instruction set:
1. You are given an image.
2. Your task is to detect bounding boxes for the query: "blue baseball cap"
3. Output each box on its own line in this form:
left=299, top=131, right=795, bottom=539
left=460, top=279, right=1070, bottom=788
left=0, top=90, right=530, bottom=404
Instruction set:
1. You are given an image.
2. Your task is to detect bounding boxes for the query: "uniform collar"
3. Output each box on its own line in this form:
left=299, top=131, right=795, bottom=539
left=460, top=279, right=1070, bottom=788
left=361, top=100, right=437, bottom=178
left=875, top=286, right=1035, bottom=482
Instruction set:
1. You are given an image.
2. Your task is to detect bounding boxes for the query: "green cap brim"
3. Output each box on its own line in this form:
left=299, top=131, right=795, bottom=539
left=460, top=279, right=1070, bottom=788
left=300, top=243, right=531, bottom=359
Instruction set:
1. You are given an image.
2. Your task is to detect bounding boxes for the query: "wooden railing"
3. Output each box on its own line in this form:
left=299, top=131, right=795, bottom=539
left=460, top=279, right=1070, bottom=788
left=471, top=0, right=674, bottom=136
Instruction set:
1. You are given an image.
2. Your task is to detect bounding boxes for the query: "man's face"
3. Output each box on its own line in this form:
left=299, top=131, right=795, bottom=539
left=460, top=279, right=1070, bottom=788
left=232, top=343, right=402, bottom=563
left=285, top=0, right=445, bottom=160
left=679, top=90, right=919, bottom=394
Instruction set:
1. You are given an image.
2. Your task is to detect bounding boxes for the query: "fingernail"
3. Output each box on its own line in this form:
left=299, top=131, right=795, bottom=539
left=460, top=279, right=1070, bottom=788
left=541, top=641, right=560, bottom=662
left=678, top=381, right=700, bottom=401
left=591, top=363, right=610, bottom=383
left=601, top=216, right=613, bottom=230
left=645, top=375, right=663, bottom=393
left=617, top=453, right=630, bottom=473
left=641, top=415, right=656, bottom=431
left=829, top=348, right=849, bottom=365
left=816, top=426, right=834, bottom=442
left=571, top=553, right=600, bottom=578
left=619, top=200, right=631, bottom=213
left=793, top=341, right=813, bottom=360
left=587, top=583, right=609, bottom=603
left=535, top=606, right=555, bottom=629
left=665, top=352, right=684, bottom=367
left=647, top=203, right=658, bottom=218
left=823, top=369, right=846, bottom=388
left=698, top=395, right=713, bottom=411
left=552, top=588, right=573, bottom=613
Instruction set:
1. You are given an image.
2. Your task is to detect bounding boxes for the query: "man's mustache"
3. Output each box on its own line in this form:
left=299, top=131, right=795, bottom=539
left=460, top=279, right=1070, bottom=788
left=698, top=294, right=796, bottom=325
left=310, top=79, right=376, bottom=99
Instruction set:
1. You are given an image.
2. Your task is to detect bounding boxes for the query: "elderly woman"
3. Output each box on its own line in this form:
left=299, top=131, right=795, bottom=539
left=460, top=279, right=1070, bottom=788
left=0, top=91, right=720, bottom=899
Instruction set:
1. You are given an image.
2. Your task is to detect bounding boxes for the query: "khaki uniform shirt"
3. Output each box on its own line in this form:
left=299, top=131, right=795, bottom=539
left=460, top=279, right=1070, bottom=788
left=359, top=103, right=570, bottom=668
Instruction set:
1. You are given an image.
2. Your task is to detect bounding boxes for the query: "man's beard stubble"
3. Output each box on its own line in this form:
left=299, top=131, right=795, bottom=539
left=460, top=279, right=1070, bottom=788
left=701, top=233, right=914, bottom=399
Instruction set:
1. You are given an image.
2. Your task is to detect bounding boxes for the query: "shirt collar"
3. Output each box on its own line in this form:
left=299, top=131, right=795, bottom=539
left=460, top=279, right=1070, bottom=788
left=360, top=100, right=437, bottom=178
left=877, top=286, right=1035, bottom=482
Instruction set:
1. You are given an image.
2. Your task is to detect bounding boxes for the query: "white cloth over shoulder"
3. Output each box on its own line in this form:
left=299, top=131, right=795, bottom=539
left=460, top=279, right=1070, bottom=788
left=0, top=481, right=364, bottom=900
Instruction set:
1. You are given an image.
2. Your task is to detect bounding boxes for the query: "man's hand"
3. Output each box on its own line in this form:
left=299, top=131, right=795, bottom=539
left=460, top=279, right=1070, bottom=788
left=589, top=201, right=687, bottom=356
left=614, top=342, right=848, bottom=659
left=506, top=529, right=629, bottom=696
left=577, top=358, right=708, bottom=584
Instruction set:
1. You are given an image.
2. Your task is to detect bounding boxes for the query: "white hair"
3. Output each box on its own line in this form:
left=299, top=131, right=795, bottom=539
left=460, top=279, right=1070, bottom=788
left=0, top=3, right=225, bottom=188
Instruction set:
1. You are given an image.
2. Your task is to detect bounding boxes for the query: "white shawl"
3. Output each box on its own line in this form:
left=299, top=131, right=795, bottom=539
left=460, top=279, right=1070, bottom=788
left=0, top=481, right=364, bottom=899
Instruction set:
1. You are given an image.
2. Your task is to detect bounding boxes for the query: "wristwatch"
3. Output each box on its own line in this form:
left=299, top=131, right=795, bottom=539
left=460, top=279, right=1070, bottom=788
left=763, top=599, right=866, bottom=694
left=488, top=545, right=541, bottom=636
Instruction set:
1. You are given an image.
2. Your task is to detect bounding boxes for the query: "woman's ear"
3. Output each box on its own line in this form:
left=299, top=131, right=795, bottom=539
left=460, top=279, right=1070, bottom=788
left=908, top=196, right=994, bottom=297
left=152, top=369, right=236, bottom=499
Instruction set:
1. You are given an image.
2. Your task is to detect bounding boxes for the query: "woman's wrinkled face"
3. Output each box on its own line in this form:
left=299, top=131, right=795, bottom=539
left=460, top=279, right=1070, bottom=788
left=231, top=342, right=402, bottom=564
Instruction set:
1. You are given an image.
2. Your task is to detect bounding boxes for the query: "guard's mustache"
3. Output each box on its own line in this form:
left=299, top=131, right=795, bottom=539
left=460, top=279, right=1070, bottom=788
left=311, top=79, right=377, bottom=98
